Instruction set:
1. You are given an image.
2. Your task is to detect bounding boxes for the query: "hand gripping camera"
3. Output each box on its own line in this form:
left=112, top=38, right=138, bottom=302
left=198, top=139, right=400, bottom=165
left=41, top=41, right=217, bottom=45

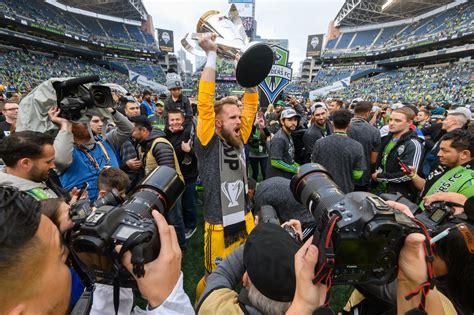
left=67, top=165, right=184, bottom=287
left=290, top=164, right=420, bottom=285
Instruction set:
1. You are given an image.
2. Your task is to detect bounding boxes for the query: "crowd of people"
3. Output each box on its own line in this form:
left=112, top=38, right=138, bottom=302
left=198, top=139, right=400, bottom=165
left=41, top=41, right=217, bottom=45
left=326, top=63, right=473, bottom=105
left=0, top=33, right=473, bottom=315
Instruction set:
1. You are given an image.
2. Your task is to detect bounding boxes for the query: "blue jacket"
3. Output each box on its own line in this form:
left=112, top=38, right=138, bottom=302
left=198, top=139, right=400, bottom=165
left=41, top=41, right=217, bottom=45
left=60, top=140, right=119, bottom=201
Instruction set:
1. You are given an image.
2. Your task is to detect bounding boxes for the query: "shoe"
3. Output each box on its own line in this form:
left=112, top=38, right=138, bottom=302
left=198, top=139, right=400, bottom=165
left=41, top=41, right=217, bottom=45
left=185, top=227, right=197, bottom=239
left=183, top=154, right=192, bottom=165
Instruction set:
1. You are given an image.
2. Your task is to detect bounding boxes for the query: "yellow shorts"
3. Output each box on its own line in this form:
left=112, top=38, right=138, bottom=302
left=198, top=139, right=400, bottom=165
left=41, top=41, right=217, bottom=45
left=203, top=211, right=255, bottom=273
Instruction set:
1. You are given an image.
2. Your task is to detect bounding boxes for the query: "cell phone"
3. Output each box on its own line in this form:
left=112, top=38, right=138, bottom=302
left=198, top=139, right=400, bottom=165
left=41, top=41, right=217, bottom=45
left=76, top=182, right=89, bottom=200
left=397, top=157, right=410, bottom=174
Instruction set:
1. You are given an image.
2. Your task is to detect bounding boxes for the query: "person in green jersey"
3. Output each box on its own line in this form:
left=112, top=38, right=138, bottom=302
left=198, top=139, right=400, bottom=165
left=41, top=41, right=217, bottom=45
left=405, top=129, right=474, bottom=210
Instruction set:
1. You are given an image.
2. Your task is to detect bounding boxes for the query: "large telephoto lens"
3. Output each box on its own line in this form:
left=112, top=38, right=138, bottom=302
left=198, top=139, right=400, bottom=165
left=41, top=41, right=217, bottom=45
left=122, top=166, right=184, bottom=218
left=290, top=163, right=345, bottom=220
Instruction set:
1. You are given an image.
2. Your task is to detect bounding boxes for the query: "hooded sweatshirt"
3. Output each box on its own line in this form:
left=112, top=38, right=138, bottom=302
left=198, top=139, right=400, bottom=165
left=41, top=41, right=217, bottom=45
left=0, top=170, right=58, bottom=200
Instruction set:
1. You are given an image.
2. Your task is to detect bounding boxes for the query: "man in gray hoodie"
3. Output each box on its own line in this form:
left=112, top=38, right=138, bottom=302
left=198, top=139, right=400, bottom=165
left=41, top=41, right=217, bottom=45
left=0, top=131, right=58, bottom=200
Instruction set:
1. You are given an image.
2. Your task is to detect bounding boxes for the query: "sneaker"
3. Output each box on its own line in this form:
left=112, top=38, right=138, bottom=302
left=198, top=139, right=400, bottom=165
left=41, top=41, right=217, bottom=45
left=185, top=227, right=197, bottom=239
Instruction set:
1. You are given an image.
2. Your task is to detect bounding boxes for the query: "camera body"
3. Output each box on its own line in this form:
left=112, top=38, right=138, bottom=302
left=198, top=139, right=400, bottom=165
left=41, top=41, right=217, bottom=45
left=67, top=166, right=184, bottom=286
left=53, top=76, right=114, bottom=121
left=291, top=163, right=420, bottom=285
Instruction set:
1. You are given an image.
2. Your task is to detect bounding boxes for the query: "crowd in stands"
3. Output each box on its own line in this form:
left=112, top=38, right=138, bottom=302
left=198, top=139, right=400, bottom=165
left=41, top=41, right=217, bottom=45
left=327, top=63, right=473, bottom=105
left=0, top=0, right=156, bottom=49
left=0, top=32, right=473, bottom=315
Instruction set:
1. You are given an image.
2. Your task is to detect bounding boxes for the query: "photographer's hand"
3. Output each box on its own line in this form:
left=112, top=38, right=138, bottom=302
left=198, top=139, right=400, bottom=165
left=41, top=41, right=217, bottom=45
left=117, top=210, right=182, bottom=308
left=286, top=236, right=326, bottom=315
left=397, top=233, right=444, bottom=315
left=423, top=192, right=466, bottom=214
left=48, top=107, right=72, bottom=131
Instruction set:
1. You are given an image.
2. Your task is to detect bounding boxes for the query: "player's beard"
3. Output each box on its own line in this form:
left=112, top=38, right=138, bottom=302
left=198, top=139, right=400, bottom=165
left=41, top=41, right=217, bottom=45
left=221, top=127, right=243, bottom=150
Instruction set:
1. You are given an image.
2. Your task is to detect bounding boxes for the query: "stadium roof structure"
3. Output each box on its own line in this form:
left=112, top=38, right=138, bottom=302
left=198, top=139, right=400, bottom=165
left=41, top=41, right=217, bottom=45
left=334, top=0, right=455, bottom=27
left=57, top=0, right=148, bottom=20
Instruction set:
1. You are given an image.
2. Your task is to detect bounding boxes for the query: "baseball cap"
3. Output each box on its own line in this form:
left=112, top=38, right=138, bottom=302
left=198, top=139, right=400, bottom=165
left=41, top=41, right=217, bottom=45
left=310, top=102, right=328, bottom=114
left=275, top=100, right=286, bottom=107
left=280, top=108, right=300, bottom=120
left=156, top=100, right=164, bottom=107
left=448, top=107, right=471, bottom=121
left=244, top=223, right=300, bottom=302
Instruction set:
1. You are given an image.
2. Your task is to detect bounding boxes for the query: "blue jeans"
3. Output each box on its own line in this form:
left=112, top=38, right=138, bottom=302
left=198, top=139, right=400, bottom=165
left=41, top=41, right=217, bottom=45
left=182, top=181, right=197, bottom=230
left=166, top=197, right=187, bottom=251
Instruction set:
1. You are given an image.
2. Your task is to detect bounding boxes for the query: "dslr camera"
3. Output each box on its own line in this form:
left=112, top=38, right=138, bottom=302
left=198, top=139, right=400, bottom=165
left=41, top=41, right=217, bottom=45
left=290, top=164, right=420, bottom=285
left=53, top=75, right=114, bottom=121
left=66, top=166, right=184, bottom=287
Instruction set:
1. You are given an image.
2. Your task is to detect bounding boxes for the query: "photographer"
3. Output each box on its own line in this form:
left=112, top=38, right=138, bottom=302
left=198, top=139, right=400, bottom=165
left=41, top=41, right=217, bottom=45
left=50, top=106, right=133, bottom=202
left=287, top=233, right=453, bottom=315
left=0, top=186, right=194, bottom=315
left=197, top=222, right=304, bottom=314
left=341, top=196, right=473, bottom=315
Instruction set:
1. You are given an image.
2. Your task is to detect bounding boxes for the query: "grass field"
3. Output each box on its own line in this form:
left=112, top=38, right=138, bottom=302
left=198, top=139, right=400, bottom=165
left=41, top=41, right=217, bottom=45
left=181, top=192, right=353, bottom=312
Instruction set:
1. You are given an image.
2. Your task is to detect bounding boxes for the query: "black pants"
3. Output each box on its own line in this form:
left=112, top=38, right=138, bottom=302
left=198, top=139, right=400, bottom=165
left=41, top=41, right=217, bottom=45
left=249, top=157, right=268, bottom=181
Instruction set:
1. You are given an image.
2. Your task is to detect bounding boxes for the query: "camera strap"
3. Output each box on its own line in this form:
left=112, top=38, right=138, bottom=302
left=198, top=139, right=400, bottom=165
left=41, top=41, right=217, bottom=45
left=78, top=141, right=111, bottom=169
left=403, top=219, right=435, bottom=315
left=312, top=214, right=340, bottom=310
left=112, top=231, right=153, bottom=315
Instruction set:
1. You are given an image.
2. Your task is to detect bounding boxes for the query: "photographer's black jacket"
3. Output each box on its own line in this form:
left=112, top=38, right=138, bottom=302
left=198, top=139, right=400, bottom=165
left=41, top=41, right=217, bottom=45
left=375, top=131, right=424, bottom=201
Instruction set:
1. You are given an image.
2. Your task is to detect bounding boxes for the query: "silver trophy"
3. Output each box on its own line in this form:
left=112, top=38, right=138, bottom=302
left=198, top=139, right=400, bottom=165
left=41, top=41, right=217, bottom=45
left=181, top=4, right=274, bottom=88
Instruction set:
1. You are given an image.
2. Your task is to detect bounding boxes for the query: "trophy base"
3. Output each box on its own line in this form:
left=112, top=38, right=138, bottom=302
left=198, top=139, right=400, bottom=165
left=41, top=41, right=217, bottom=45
left=235, top=43, right=274, bottom=88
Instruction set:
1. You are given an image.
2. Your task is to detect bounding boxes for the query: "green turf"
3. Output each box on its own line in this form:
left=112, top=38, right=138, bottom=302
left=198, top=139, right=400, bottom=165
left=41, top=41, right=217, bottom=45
left=181, top=191, right=353, bottom=311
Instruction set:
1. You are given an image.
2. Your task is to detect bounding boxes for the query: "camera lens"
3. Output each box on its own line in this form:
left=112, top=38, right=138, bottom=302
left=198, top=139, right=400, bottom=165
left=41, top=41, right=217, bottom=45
left=93, top=91, right=106, bottom=105
left=290, top=163, right=345, bottom=220
left=122, top=166, right=184, bottom=218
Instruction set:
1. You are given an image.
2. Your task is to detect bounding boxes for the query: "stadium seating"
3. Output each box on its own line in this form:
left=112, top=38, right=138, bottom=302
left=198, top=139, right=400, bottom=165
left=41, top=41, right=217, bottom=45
left=324, top=2, right=474, bottom=52
left=0, top=0, right=157, bottom=49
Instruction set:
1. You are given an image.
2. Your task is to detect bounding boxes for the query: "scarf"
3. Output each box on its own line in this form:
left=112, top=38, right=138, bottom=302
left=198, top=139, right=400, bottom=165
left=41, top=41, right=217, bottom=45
left=219, top=138, right=248, bottom=246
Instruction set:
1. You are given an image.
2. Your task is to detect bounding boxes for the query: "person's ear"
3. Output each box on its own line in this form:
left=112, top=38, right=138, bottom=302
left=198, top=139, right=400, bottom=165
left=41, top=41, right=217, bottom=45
left=460, top=149, right=470, bottom=161
left=215, top=118, right=223, bottom=129
left=98, top=190, right=107, bottom=199
left=242, top=271, right=250, bottom=288
left=18, top=158, right=32, bottom=170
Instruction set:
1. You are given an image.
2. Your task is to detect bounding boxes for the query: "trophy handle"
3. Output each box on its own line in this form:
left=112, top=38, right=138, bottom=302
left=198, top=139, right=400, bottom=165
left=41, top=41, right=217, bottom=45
left=181, top=33, right=207, bottom=57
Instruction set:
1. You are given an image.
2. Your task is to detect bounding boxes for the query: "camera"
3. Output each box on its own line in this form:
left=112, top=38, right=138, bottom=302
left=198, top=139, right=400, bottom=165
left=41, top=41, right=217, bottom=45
left=380, top=193, right=460, bottom=232
left=290, top=163, right=420, bottom=285
left=67, top=165, right=184, bottom=287
left=258, top=205, right=302, bottom=244
left=53, top=75, right=114, bottom=121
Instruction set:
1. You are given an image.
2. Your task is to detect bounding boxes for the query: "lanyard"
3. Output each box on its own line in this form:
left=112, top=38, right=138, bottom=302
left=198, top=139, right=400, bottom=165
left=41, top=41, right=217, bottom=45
left=78, top=142, right=111, bottom=170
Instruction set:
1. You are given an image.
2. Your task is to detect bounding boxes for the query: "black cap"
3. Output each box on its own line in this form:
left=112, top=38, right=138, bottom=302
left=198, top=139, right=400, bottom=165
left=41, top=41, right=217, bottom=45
left=244, top=223, right=300, bottom=302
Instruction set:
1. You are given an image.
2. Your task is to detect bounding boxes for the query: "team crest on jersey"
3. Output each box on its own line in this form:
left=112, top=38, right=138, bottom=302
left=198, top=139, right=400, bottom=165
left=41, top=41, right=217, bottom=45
left=397, top=145, right=405, bottom=155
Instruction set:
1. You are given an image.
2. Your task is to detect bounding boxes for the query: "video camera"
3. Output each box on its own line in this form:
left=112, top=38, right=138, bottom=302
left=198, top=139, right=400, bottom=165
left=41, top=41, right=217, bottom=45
left=53, top=75, right=114, bottom=121
left=66, top=166, right=184, bottom=287
left=290, top=164, right=420, bottom=285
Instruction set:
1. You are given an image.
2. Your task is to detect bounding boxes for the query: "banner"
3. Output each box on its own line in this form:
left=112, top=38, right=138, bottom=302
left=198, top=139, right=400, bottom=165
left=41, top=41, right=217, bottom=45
left=157, top=28, right=174, bottom=53
left=259, top=45, right=293, bottom=104
left=306, top=34, right=324, bottom=57
left=129, top=70, right=167, bottom=93
left=309, top=77, right=350, bottom=98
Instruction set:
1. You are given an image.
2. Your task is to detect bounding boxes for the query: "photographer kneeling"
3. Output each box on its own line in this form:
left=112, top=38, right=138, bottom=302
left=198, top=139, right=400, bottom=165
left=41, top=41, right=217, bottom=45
left=197, top=219, right=304, bottom=315
left=0, top=186, right=194, bottom=315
